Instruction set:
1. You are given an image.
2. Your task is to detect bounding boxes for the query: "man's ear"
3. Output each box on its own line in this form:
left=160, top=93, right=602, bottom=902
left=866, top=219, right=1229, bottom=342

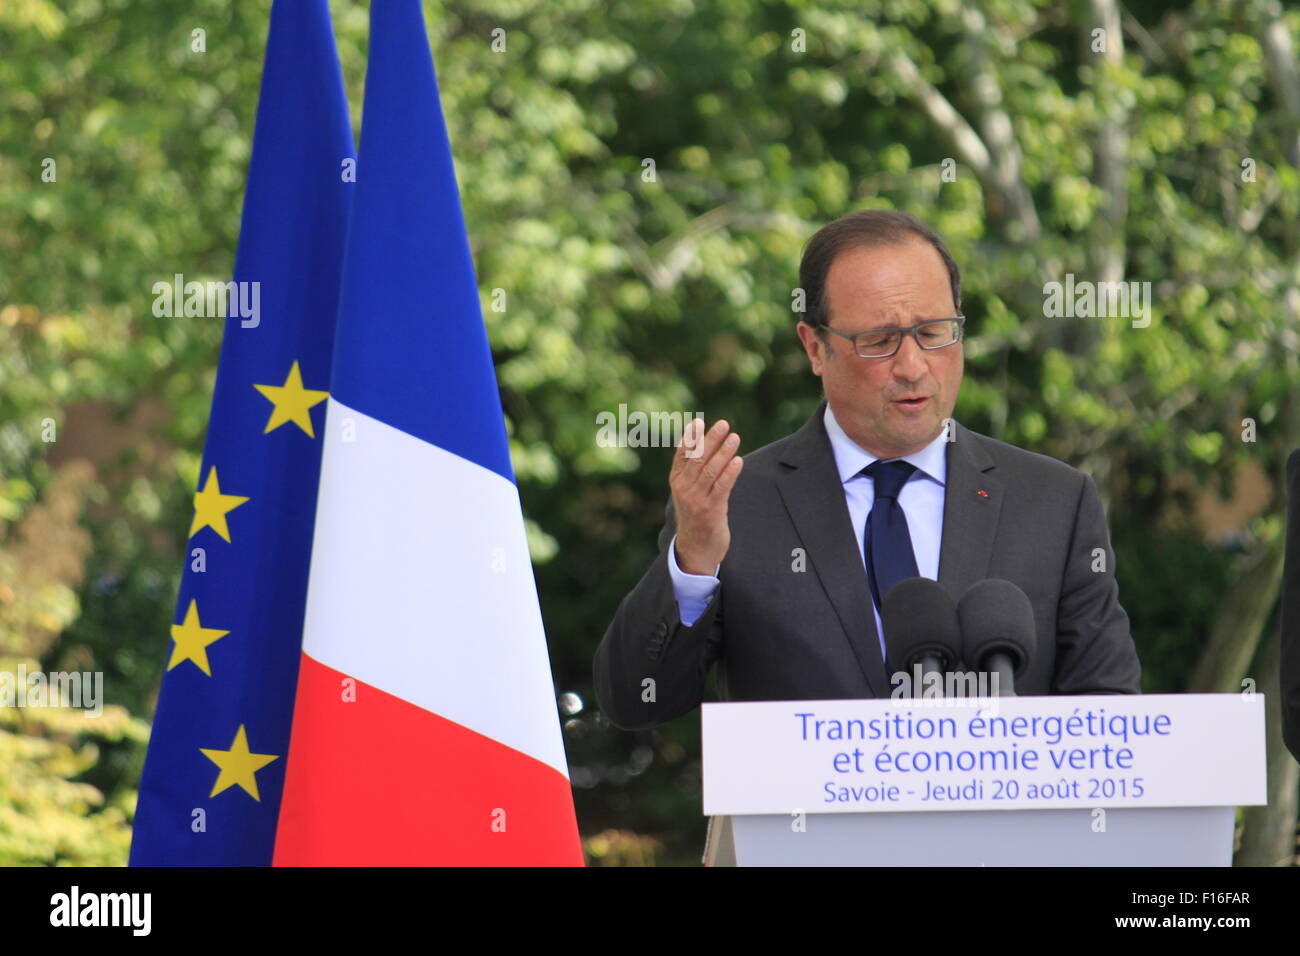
left=796, top=321, right=827, bottom=377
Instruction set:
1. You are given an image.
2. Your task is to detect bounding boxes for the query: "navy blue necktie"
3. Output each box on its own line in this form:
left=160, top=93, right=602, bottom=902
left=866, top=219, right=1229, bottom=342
left=863, top=459, right=919, bottom=610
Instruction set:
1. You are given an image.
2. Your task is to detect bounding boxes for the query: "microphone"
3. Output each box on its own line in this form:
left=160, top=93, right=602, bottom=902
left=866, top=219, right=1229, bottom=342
left=957, top=579, right=1037, bottom=697
left=881, top=577, right=961, bottom=696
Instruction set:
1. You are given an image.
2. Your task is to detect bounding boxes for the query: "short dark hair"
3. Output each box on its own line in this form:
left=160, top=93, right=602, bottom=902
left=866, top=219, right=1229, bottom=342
left=798, top=210, right=961, bottom=330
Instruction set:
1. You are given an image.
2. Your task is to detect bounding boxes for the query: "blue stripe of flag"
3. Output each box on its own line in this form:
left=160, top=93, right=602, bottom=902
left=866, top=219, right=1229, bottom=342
left=329, top=0, right=515, bottom=484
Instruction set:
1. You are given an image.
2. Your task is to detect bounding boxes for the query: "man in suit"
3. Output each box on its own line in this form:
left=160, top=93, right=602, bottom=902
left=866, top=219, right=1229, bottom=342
left=594, top=210, right=1141, bottom=731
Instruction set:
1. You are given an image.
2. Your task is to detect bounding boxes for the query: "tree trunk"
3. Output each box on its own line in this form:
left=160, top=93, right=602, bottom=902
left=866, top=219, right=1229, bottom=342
left=1235, top=618, right=1300, bottom=865
left=1188, top=535, right=1284, bottom=694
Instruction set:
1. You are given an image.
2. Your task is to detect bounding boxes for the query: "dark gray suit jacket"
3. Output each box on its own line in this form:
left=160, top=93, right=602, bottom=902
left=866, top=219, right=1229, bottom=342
left=594, top=401, right=1141, bottom=730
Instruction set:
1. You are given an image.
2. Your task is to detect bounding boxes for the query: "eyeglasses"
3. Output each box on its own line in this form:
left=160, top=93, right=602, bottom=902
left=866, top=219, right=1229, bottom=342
left=819, top=316, right=965, bottom=358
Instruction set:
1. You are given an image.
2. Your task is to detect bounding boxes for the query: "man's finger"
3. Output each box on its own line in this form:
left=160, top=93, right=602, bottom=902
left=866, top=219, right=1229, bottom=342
left=708, top=452, right=744, bottom=499
left=675, top=419, right=732, bottom=487
left=702, top=439, right=743, bottom=496
left=698, top=432, right=740, bottom=489
left=673, top=416, right=706, bottom=467
left=687, top=419, right=731, bottom=464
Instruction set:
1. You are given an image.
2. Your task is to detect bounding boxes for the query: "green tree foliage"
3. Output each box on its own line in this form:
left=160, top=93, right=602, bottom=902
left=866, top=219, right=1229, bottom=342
left=0, top=463, right=148, bottom=864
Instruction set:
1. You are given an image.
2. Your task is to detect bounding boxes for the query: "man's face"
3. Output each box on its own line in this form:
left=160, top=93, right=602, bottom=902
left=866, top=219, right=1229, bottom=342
left=796, top=239, right=963, bottom=459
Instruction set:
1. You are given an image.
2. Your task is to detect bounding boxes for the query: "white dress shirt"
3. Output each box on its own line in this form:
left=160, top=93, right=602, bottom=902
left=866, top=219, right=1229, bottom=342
left=667, top=403, right=949, bottom=658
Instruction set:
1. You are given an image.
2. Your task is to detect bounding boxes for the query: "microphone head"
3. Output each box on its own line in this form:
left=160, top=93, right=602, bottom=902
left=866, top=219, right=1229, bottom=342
left=881, top=577, right=961, bottom=672
left=957, top=579, right=1036, bottom=677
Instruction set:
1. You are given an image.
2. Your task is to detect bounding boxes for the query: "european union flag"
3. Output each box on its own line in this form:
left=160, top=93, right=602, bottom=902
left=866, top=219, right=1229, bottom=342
left=130, top=0, right=355, bottom=866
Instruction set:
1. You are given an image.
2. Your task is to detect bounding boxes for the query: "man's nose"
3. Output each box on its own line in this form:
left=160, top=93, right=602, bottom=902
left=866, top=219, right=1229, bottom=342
left=891, top=331, right=928, bottom=379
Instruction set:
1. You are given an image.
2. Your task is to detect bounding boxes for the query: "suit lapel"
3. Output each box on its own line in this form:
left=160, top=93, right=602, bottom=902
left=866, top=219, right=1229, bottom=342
left=937, top=422, right=1003, bottom=603
left=775, top=403, right=888, bottom=696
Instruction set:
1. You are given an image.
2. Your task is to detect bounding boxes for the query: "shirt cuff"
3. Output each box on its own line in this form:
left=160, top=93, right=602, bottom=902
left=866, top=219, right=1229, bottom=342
left=667, top=533, right=720, bottom=627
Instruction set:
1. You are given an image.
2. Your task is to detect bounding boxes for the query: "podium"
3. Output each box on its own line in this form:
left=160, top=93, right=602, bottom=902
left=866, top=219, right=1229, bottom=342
left=701, top=694, right=1266, bottom=867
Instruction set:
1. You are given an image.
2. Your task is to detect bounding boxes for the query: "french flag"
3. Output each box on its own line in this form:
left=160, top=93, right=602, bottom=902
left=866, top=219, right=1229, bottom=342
left=271, top=1, right=582, bottom=864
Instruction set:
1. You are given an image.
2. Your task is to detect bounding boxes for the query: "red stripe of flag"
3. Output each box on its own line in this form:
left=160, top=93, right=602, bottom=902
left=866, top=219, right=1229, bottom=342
left=273, top=654, right=583, bottom=865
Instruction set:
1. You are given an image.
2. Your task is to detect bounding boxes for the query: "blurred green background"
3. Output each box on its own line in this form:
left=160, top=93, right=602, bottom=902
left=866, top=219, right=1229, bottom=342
left=1, top=0, right=1298, bottom=865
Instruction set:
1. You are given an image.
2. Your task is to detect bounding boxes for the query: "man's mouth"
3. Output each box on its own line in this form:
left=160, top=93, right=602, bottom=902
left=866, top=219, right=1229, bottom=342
left=893, top=395, right=930, bottom=409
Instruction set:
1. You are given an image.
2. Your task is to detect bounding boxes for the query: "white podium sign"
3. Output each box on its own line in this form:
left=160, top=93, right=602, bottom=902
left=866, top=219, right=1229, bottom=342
left=702, top=694, right=1266, bottom=817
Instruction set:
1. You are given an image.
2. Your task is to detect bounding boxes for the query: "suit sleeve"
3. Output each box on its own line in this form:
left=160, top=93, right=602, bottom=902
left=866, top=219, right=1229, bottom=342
left=593, top=496, right=724, bottom=730
left=1050, top=472, right=1143, bottom=694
